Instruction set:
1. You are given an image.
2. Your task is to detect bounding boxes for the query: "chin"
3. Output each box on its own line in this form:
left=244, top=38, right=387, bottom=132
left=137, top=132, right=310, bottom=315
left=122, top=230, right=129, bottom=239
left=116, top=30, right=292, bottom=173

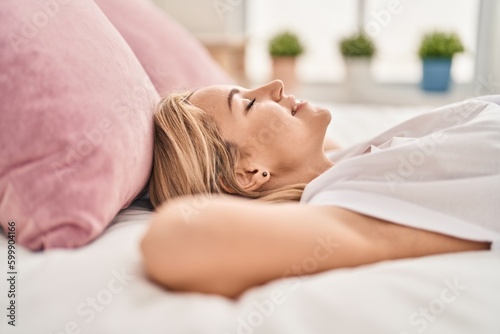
left=314, top=105, right=332, bottom=125
left=306, top=105, right=331, bottom=142
left=299, top=103, right=331, bottom=130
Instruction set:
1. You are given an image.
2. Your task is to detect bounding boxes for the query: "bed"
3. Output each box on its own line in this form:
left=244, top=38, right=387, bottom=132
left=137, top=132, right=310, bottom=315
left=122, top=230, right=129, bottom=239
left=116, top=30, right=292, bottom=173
left=1, top=0, right=499, bottom=333
left=1, top=103, right=499, bottom=334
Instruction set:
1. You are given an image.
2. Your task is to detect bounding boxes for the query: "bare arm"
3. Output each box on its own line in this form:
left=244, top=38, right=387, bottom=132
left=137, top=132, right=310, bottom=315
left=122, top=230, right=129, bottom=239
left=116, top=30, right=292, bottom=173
left=140, top=196, right=489, bottom=298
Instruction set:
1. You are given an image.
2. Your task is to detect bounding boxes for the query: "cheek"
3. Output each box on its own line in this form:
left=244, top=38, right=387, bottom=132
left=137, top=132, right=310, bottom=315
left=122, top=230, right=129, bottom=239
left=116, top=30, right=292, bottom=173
left=248, top=112, right=289, bottom=143
left=266, top=113, right=291, bottom=137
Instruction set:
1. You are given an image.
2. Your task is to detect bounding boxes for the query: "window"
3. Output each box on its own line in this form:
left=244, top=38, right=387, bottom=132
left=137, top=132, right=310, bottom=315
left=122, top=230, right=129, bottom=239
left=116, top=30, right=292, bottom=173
left=365, top=0, right=480, bottom=83
left=245, top=0, right=481, bottom=84
left=245, top=0, right=357, bottom=83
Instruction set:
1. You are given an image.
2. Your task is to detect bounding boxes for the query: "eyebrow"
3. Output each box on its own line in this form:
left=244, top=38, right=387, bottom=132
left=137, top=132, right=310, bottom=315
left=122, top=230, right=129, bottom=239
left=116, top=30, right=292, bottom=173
left=184, top=90, right=196, bottom=103
left=227, top=88, right=239, bottom=112
left=186, top=91, right=195, bottom=100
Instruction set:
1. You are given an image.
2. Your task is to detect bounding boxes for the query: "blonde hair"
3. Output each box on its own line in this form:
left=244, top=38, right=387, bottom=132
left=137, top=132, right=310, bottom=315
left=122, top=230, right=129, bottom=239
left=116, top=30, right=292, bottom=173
left=149, top=91, right=305, bottom=208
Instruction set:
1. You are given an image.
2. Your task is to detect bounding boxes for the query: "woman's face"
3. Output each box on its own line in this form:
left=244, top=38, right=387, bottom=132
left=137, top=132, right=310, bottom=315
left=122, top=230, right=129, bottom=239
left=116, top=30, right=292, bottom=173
left=189, top=80, right=332, bottom=189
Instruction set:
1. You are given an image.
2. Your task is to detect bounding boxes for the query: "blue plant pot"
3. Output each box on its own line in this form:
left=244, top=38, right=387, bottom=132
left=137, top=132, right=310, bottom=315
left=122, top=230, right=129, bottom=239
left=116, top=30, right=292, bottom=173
left=421, top=58, right=452, bottom=92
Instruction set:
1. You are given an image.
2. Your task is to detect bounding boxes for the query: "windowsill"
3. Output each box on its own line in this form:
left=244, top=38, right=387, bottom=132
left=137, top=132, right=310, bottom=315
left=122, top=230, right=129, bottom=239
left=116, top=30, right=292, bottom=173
left=286, top=81, right=482, bottom=106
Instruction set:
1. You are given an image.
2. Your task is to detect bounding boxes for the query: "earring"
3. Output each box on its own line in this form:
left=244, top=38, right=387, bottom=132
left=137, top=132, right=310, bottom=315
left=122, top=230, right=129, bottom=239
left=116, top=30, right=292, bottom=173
left=262, top=171, right=268, bottom=177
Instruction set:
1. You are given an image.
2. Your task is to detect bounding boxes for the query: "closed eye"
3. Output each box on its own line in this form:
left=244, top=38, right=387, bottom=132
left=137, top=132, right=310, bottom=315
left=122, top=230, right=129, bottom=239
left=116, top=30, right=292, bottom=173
left=245, top=98, right=256, bottom=114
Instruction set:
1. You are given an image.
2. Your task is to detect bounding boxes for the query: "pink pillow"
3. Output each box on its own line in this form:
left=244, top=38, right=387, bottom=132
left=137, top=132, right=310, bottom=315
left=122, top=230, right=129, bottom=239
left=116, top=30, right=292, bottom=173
left=0, top=0, right=159, bottom=250
left=94, top=0, right=234, bottom=95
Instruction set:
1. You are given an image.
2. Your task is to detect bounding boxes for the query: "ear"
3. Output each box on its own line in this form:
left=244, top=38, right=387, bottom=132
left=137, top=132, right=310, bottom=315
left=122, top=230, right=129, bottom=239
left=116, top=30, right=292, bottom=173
left=235, top=162, right=270, bottom=192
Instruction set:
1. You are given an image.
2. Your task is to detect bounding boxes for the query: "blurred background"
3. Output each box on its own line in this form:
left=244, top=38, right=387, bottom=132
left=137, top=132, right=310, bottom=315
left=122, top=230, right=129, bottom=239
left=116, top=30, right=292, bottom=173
left=152, top=0, right=499, bottom=106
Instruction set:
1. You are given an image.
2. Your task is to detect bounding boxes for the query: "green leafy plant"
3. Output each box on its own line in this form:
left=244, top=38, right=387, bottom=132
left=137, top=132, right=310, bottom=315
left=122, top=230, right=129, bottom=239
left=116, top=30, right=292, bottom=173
left=418, top=32, right=464, bottom=58
left=268, top=32, right=304, bottom=57
left=339, top=32, right=375, bottom=57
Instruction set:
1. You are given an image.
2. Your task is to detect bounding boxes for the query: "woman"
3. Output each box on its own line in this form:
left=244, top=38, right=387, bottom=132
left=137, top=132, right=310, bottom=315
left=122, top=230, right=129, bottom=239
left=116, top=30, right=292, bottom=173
left=141, top=80, right=500, bottom=298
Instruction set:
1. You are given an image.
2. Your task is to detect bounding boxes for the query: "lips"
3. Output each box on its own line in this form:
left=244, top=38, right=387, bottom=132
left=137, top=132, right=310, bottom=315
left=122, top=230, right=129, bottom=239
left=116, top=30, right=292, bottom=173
left=292, top=99, right=307, bottom=116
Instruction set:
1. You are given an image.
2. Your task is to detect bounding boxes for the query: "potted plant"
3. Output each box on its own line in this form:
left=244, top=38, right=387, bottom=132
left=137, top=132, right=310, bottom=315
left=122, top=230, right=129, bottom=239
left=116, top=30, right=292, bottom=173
left=418, top=32, right=464, bottom=92
left=268, top=31, right=304, bottom=91
left=339, top=32, right=376, bottom=98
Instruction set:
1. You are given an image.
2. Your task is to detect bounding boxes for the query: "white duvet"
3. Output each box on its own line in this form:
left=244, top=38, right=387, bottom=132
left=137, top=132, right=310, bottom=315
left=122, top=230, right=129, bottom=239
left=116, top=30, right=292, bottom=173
left=1, top=101, right=499, bottom=334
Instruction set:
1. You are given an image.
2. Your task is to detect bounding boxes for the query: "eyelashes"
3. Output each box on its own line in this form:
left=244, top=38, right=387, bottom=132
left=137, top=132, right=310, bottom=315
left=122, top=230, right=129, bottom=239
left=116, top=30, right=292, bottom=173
left=245, top=98, right=256, bottom=114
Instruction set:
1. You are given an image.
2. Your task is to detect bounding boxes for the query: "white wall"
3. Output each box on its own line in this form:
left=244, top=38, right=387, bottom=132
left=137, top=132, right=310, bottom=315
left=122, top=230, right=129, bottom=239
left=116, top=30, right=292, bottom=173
left=152, top=0, right=245, bottom=36
left=473, top=0, right=500, bottom=96
left=495, top=1, right=500, bottom=87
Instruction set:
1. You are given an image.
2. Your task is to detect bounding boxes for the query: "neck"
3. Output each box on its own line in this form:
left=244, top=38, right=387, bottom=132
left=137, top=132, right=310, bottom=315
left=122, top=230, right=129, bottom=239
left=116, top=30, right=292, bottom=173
left=302, top=152, right=334, bottom=183
left=269, top=152, right=333, bottom=189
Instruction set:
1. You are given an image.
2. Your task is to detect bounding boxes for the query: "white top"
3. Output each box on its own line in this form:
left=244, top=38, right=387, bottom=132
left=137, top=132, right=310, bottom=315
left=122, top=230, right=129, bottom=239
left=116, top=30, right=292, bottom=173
left=301, top=97, right=500, bottom=250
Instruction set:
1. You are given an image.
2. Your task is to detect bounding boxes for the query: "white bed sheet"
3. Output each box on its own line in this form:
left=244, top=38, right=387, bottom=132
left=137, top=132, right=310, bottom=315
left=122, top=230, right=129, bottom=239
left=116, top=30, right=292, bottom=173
left=1, top=103, right=499, bottom=334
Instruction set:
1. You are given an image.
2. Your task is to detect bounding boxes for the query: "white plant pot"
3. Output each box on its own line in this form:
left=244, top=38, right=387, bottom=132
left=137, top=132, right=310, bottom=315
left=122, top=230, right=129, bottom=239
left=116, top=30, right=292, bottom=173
left=345, top=57, right=371, bottom=83
left=344, top=57, right=372, bottom=102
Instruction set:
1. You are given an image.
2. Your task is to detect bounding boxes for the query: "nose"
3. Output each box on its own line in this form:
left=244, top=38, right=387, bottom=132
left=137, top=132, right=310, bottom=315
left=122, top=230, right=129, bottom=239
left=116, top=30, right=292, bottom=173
left=255, top=80, right=284, bottom=102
